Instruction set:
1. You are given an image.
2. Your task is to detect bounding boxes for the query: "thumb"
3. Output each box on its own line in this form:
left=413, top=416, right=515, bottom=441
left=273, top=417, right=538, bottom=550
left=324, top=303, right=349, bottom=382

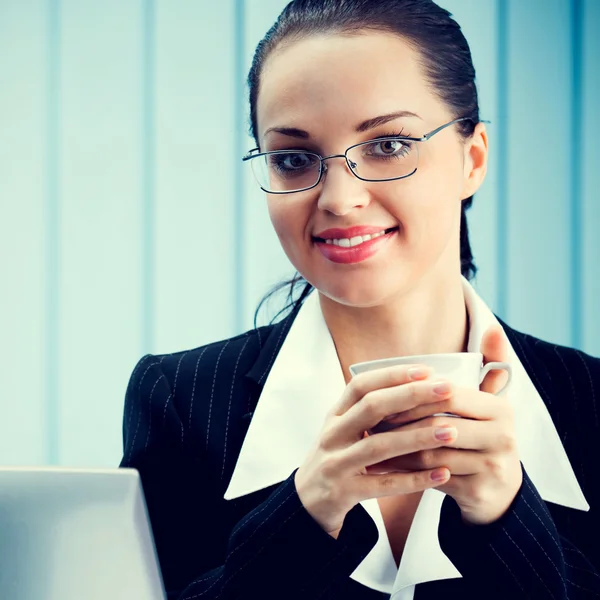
left=479, top=324, right=510, bottom=394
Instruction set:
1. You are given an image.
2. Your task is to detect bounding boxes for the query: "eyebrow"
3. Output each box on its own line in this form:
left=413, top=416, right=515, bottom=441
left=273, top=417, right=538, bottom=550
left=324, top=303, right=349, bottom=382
left=263, top=110, right=422, bottom=139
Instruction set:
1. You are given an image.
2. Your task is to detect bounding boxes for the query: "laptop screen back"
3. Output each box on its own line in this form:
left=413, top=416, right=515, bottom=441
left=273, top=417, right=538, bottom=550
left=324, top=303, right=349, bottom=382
left=0, top=467, right=167, bottom=600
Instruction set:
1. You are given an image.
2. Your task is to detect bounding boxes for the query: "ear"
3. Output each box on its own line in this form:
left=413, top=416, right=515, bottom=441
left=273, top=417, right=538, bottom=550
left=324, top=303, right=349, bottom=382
left=460, top=122, right=488, bottom=200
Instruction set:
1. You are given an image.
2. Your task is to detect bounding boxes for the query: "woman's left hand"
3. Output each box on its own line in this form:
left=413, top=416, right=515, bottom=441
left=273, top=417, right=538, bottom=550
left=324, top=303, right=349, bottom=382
left=365, top=325, right=523, bottom=526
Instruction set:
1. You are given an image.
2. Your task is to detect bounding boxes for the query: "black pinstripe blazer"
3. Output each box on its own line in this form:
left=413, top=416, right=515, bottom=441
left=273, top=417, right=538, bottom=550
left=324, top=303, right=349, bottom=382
left=120, top=303, right=600, bottom=600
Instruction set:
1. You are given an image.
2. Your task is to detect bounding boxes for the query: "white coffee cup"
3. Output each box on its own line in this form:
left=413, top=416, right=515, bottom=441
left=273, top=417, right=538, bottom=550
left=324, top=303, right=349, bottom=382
left=349, top=352, right=512, bottom=432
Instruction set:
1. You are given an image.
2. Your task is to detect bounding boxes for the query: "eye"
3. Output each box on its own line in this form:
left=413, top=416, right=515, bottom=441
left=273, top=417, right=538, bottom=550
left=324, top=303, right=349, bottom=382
left=365, top=138, right=412, bottom=158
left=270, top=152, right=316, bottom=172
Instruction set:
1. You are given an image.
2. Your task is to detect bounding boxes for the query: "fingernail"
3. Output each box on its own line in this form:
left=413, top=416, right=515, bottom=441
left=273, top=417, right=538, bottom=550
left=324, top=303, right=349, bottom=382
left=433, top=380, right=451, bottom=395
left=408, top=366, right=429, bottom=380
left=435, top=426, right=457, bottom=441
left=431, top=468, right=449, bottom=482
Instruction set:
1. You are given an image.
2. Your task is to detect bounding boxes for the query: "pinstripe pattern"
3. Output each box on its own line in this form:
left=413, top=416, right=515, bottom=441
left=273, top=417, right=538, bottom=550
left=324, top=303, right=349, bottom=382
left=120, top=311, right=600, bottom=600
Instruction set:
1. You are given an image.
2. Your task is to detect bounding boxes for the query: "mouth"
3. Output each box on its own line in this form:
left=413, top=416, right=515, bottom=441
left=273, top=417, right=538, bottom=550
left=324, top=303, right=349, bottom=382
left=312, top=226, right=399, bottom=246
left=312, top=226, right=399, bottom=264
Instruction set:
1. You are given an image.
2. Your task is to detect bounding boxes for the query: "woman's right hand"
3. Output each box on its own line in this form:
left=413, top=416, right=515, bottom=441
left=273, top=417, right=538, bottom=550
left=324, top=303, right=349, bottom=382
left=293, top=364, right=455, bottom=537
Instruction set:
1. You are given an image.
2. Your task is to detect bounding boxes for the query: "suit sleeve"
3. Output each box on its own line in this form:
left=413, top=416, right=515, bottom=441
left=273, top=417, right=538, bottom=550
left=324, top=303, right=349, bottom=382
left=437, top=464, right=600, bottom=599
left=120, top=354, right=380, bottom=600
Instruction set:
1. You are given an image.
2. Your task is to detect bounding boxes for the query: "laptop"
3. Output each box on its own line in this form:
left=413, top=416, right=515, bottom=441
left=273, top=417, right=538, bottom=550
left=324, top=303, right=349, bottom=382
left=0, top=467, right=167, bottom=600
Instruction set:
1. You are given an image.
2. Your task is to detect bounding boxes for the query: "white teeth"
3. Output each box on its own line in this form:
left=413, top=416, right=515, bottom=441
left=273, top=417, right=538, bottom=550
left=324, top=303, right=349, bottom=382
left=324, top=229, right=389, bottom=247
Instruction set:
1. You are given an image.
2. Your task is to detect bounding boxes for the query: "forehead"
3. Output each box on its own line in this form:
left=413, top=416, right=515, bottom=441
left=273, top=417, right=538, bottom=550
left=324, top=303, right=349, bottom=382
left=257, top=32, right=443, bottom=140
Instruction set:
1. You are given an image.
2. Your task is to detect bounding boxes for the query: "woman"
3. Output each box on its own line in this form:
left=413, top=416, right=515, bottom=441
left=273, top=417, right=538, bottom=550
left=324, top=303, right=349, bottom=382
left=120, top=1, right=600, bottom=599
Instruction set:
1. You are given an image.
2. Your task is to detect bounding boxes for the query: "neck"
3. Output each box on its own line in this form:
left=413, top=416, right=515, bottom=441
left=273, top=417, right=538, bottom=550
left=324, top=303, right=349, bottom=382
left=319, top=270, right=469, bottom=384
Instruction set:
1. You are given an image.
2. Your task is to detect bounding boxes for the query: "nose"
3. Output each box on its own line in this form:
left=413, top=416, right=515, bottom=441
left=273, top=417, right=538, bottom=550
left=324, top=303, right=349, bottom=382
left=316, top=156, right=371, bottom=215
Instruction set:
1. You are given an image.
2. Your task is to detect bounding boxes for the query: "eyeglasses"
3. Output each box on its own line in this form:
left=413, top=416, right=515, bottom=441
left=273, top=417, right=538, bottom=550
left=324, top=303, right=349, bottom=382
left=242, top=116, right=477, bottom=194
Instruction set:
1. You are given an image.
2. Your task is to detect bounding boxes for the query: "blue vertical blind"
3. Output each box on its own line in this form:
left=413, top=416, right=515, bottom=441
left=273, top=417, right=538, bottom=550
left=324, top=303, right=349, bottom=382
left=0, top=0, right=597, bottom=467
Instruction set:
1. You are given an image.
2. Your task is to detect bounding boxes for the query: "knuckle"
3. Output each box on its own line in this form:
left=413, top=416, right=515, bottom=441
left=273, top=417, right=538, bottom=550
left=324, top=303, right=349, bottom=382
left=378, top=475, right=397, bottom=491
left=483, top=455, right=504, bottom=479
left=496, top=431, right=517, bottom=452
left=466, top=482, right=487, bottom=506
left=350, top=374, right=369, bottom=399
left=407, top=381, right=421, bottom=403
left=348, top=373, right=365, bottom=397
left=410, top=470, right=430, bottom=490
left=419, top=449, right=437, bottom=469
left=361, top=392, right=383, bottom=421
left=381, top=368, right=396, bottom=388
left=320, top=454, right=342, bottom=479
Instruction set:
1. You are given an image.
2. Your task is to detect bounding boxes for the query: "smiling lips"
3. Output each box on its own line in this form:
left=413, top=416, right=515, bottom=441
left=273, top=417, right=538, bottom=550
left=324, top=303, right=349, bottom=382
left=313, top=225, right=399, bottom=264
left=314, top=225, right=397, bottom=240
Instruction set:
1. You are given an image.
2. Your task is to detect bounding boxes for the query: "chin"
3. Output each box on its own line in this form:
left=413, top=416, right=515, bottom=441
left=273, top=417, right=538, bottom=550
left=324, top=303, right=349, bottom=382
left=309, top=272, right=417, bottom=308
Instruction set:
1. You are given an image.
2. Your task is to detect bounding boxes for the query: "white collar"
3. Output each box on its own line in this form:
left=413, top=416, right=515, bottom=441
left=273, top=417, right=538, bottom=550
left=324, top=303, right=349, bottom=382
left=224, top=277, right=589, bottom=597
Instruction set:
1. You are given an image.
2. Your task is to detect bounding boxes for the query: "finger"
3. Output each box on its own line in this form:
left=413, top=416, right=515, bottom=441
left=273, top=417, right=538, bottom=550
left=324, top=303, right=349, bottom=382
left=382, top=388, right=503, bottom=427
left=335, top=422, right=457, bottom=473
left=349, top=467, right=451, bottom=501
left=331, top=377, right=453, bottom=446
left=480, top=324, right=510, bottom=395
left=387, top=416, right=504, bottom=452
left=365, top=448, right=481, bottom=476
left=332, top=363, right=433, bottom=417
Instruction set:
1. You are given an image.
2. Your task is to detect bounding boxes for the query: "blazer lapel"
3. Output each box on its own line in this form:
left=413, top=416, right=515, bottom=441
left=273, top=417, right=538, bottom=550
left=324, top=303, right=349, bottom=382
left=243, top=304, right=303, bottom=415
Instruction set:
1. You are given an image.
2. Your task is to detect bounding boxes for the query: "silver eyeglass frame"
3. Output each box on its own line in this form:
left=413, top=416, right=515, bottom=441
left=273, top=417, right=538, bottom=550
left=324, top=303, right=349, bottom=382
left=242, top=116, right=483, bottom=194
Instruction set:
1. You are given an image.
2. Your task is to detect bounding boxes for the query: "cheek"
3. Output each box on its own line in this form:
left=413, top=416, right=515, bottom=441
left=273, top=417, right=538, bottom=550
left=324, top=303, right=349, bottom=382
left=377, top=178, right=461, bottom=258
left=414, top=194, right=461, bottom=249
left=267, top=197, right=308, bottom=253
left=378, top=176, right=457, bottom=233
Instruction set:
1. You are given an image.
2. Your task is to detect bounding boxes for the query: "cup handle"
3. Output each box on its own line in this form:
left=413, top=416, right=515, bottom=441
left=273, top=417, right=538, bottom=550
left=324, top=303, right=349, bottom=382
left=479, top=361, right=512, bottom=396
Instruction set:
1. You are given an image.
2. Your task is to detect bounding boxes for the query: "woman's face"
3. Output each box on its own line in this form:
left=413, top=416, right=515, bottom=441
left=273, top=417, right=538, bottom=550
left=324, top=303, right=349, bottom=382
left=256, top=32, right=487, bottom=307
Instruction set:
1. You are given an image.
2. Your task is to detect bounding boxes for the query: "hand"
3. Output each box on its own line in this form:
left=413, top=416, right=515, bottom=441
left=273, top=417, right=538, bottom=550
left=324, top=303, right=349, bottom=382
left=365, top=325, right=523, bottom=525
left=294, top=363, right=454, bottom=537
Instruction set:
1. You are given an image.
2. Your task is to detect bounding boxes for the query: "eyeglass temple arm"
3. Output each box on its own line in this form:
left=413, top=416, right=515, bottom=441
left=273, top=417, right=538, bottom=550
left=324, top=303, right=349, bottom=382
left=242, top=148, right=260, bottom=161
left=422, top=117, right=491, bottom=141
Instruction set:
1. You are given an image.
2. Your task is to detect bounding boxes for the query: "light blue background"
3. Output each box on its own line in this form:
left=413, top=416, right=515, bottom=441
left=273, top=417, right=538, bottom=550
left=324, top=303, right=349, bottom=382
left=0, top=0, right=598, bottom=467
